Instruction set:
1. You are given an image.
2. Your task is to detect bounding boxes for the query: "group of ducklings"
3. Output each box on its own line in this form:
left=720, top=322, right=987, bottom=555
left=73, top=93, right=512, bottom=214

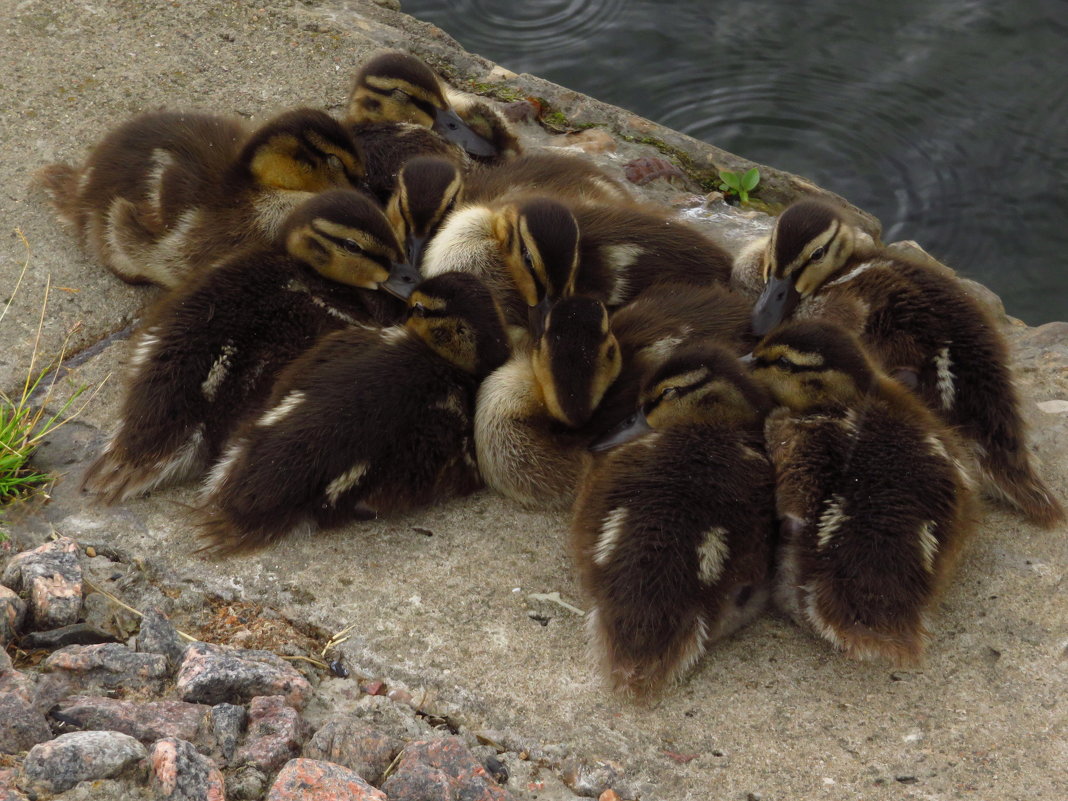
left=40, top=49, right=1063, bottom=696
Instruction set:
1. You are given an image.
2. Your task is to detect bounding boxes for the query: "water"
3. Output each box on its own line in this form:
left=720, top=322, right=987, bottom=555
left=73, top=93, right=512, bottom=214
left=403, top=0, right=1068, bottom=324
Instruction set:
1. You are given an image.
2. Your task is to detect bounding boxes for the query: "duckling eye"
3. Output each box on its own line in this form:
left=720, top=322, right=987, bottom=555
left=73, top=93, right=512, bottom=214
left=342, top=239, right=363, bottom=255
left=660, top=386, right=679, bottom=402
left=326, top=154, right=344, bottom=171
left=409, top=303, right=428, bottom=318
left=776, top=356, right=793, bottom=369
left=810, top=246, right=827, bottom=261
left=521, top=245, right=535, bottom=272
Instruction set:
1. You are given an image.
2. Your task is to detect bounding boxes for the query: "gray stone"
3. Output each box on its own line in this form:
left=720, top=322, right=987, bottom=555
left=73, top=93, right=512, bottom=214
left=81, top=591, right=141, bottom=642
left=1, top=537, right=83, bottom=630
left=50, top=696, right=210, bottom=747
left=0, top=586, right=26, bottom=645
left=303, top=716, right=402, bottom=785
left=43, top=643, right=168, bottom=694
left=226, top=765, right=268, bottom=801
left=136, top=609, right=189, bottom=672
left=0, top=689, right=52, bottom=755
left=147, top=737, right=225, bottom=801
left=381, top=737, right=512, bottom=801
left=232, top=696, right=310, bottom=773
left=561, top=756, right=626, bottom=798
left=209, top=702, right=247, bottom=765
left=20, top=622, right=120, bottom=650
left=17, top=730, right=147, bottom=795
left=176, top=643, right=311, bottom=709
left=266, top=758, right=387, bottom=800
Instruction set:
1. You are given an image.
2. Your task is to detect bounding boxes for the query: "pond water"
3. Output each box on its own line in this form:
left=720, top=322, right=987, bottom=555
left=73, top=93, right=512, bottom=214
left=403, top=0, right=1068, bottom=324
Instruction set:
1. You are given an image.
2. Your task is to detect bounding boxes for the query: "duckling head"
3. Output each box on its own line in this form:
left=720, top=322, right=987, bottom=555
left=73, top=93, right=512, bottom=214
left=347, top=51, right=498, bottom=158
left=530, top=297, right=622, bottom=428
left=495, top=197, right=580, bottom=325
left=592, top=343, right=771, bottom=450
left=283, top=189, right=421, bottom=298
left=748, top=320, right=877, bottom=412
left=240, top=108, right=366, bottom=193
left=387, top=156, right=464, bottom=267
left=752, top=199, right=857, bottom=335
left=406, top=272, right=511, bottom=378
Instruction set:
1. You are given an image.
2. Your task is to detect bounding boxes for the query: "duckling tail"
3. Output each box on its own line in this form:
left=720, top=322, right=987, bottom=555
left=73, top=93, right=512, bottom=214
left=35, top=163, right=83, bottom=229
left=977, top=449, right=1065, bottom=528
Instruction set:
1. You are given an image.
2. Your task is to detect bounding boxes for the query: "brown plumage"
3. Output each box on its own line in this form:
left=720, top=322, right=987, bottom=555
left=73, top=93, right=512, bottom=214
left=744, top=198, right=1064, bottom=527
left=38, top=108, right=365, bottom=288
left=750, top=320, right=978, bottom=665
left=81, top=190, right=407, bottom=504
left=572, top=343, right=776, bottom=695
left=198, top=272, right=511, bottom=555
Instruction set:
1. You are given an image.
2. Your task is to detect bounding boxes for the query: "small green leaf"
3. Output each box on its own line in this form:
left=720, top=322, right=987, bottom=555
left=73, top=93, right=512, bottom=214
left=719, top=170, right=741, bottom=191
left=740, top=167, right=760, bottom=192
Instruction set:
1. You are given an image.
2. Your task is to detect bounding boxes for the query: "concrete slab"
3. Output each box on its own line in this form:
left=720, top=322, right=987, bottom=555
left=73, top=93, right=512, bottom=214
left=3, top=2, right=1066, bottom=800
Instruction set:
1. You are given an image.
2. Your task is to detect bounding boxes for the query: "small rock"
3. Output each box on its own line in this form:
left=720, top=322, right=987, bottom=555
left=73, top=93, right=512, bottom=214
left=49, top=696, right=210, bottom=746
left=369, top=0, right=400, bottom=11
left=382, top=737, right=512, bottom=801
left=561, top=756, right=625, bottom=797
left=548, top=128, right=617, bottom=154
left=353, top=693, right=438, bottom=741
left=599, top=791, right=621, bottom=801
left=177, top=642, right=311, bottom=709
left=622, top=156, right=687, bottom=186
left=43, top=643, right=168, bottom=694
left=1, top=537, right=83, bottom=630
left=17, top=730, right=146, bottom=795
left=148, top=737, right=225, bottom=801
left=226, top=765, right=268, bottom=801
left=21, top=622, right=120, bottom=650
left=361, top=680, right=386, bottom=696
left=232, top=696, right=310, bottom=773
left=0, top=649, right=11, bottom=674
left=303, top=717, right=402, bottom=785
left=136, top=609, right=189, bottom=672
left=82, top=592, right=141, bottom=641
left=0, top=586, right=26, bottom=645
left=0, top=684, right=52, bottom=754
left=210, top=702, right=247, bottom=764
left=267, top=758, right=386, bottom=800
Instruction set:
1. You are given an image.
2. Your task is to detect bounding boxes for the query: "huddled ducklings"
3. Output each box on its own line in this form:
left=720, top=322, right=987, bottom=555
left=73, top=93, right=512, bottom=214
left=572, top=343, right=776, bottom=695
left=423, top=194, right=734, bottom=328
left=82, top=190, right=413, bottom=503
left=39, top=108, right=365, bottom=288
left=740, top=198, right=1064, bottom=527
left=198, top=272, right=511, bottom=555
left=344, top=50, right=511, bottom=200
left=749, top=320, right=978, bottom=665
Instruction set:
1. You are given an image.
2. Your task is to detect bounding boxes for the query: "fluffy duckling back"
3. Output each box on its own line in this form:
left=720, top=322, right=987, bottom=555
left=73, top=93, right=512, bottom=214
left=572, top=343, right=776, bottom=695
left=344, top=51, right=506, bottom=200
left=81, top=190, right=410, bottom=504
left=475, top=296, right=622, bottom=509
left=39, top=108, right=365, bottom=288
left=750, top=320, right=978, bottom=665
left=199, top=272, right=511, bottom=555
left=741, top=198, right=1064, bottom=528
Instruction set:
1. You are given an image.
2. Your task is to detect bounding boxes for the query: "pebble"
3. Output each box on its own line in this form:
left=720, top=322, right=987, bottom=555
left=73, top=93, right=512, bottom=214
left=136, top=608, right=189, bottom=672
left=17, top=730, right=147, bottom=795
left=547, top=128, right=618, bottom=154
left=0, top=677, right=52, bottom=753
left=20, top=622, right=120, bottom=650
left=1, top=537, right=83, bottom=630
left=49, top=695, right=210, bottom=746
left=176, top=642, right=312, bottom=709
left=226, top=765, right=268, bottom=801
left=302, top=716, right=402, bottom=785
left=43, top=642, right=168, bottom=694
left=561, top=756, right=625, bottom=798
left=267, top=758, right=387, bottom=801
left=210, top=702, right=247, bottom=765
left=82, top=591, right=141, bottom=641
left=0, top=585, right=26, bottom=645
left=232, top=695, right=310, bottom=773
left=148, top=737, right=225, bottom=801
left=381, top=736, right=513, bottom=801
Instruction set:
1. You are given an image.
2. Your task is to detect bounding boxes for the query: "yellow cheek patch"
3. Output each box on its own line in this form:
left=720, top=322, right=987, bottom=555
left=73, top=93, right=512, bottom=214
left=364, top=75, right=442, bottom=107
left=250, top=136, right=309, bottom=190
left=409, top=293, right=447, bottom=312
left=753, top=344, right=825, bottom=369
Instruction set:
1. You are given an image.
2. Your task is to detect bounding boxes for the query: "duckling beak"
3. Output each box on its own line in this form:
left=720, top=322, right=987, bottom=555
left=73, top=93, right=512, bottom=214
left=751, top=274, right=801, bottom=336
left=381, top=261, right=422, bottom=300
left=405, top=233, right=429, bottom=268
left=527, top=296, right=553, bottom=341
left=433, top=108, right=498, bottom=158
left=589, top=410, right=653, bottom=452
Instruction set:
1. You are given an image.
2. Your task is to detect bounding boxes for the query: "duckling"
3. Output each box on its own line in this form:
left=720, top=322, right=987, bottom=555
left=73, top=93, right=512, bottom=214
left=198, top=271, right=511, bottom=555
left=386, top=156, right=465, bottom=268
left=81, top=190, right=413, bottom=504
left=475, top=296, right=622, bottom=509
left=749, top=320, right=978, bottom=665
left=743, top=198, right=1064, bottom=528
left=344, top=51, right=507, bottom=200
left=38, top=108, right=365, bottom=288
left=422, top=195, right=734, bottom=328
left=572, top=343, right=776, bottom=695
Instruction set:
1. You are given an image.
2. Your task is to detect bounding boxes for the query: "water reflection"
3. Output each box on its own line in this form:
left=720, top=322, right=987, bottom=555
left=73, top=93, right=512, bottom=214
left=403, top=0, right=1068, bottom=323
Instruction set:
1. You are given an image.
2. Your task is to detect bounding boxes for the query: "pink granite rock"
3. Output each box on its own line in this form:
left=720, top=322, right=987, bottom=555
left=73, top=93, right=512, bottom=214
left=381, top=737, right=513, bottom=801
left=0, top=586, right=26, bottom=645
left=50, top=696, right=210, bottom=746
left=149, top=737, right=225, bottom=801
left=232, top=695, right=310, bottom=773
left=0, top=688, right=52, bottom=754
left=1, top=537, right=83, bottom=630
left=266, top=758, right=386, bottom=801
left=176, top=642, right=311, bottom=709
left=17, top=730, right=146, bottom=795
left=303, top=717, right=402, bottom=785
left=43, top=643, right=168, bottom=693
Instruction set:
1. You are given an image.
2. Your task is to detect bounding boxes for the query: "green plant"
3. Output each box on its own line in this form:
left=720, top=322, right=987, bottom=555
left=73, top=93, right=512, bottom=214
left=0, top=230, right=104, bottom=509
left=718, top=167, right=760, bottom=204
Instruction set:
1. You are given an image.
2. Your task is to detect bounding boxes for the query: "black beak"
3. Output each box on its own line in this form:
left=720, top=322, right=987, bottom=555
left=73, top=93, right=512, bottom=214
left=589, top=409, right=653, bottom=452
left=405, top=233, right=429, bottom=269
left=433, top=107, right=498, bottom=158
left=527, top=296, right=553, bottom=341
left=751, top=274, right=801, bottom=336
left=381, top=261, right=422, bottom=300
